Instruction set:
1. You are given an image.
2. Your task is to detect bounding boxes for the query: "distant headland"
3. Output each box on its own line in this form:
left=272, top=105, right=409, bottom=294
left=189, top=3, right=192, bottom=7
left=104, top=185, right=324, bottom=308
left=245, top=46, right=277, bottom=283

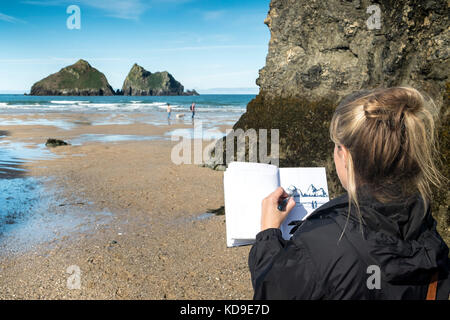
left=29, top=59, right=199, bottom=96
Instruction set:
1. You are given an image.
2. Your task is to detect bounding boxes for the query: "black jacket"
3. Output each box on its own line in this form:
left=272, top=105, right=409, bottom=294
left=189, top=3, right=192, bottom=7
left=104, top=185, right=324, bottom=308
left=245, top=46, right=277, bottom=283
left=248, top=192, right=450, bottom=299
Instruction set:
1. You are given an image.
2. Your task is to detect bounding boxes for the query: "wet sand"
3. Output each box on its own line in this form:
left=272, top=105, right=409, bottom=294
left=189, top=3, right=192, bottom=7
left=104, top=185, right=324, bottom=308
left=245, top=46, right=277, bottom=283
left=0, top=114, right=252, bottom=299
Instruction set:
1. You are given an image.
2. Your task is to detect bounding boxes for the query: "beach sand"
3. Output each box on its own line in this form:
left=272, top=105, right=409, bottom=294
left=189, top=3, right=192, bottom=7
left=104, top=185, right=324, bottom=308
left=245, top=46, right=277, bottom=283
left=0, top=114, right=253, bottom=299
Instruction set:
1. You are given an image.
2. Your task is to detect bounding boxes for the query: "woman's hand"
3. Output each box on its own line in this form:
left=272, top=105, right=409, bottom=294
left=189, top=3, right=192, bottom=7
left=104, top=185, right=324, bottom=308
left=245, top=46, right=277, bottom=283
left=261, top=187, right=296, bottom=231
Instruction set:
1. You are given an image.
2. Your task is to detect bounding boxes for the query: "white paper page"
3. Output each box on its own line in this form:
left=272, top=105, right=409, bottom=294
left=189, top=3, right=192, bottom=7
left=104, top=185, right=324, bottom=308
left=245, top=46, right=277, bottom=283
left=279, top=167, right=329, bottom=240
left=224, top=162, right=279, bottom=247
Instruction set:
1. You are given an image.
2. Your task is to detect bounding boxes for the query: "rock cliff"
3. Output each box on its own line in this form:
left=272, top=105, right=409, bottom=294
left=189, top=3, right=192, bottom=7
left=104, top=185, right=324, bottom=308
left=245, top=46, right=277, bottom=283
left=122, top=64, right=188, bottom=96
left=257, top=0, right=448, bottom=104
left=219, top=0, right=449, bottom=244
left=30, top=59, right=115, bottom=96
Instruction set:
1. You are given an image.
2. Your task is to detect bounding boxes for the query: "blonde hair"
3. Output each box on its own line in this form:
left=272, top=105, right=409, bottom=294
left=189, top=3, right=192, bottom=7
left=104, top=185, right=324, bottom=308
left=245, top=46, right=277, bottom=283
left=330, top=87, right=444, bottom=238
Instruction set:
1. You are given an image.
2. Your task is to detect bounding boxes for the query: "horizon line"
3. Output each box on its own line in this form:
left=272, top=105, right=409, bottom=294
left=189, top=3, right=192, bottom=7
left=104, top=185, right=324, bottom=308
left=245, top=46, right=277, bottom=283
left=0, top=88, right=259, bottom=95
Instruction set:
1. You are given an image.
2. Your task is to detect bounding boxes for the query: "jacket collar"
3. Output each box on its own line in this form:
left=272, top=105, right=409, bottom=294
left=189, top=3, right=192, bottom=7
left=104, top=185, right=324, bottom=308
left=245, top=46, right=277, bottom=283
left=308, top=190, right=428, bottom=240
left=299, top=190, right=449, bottom=283
left=308, top=193, right=348, bottom=217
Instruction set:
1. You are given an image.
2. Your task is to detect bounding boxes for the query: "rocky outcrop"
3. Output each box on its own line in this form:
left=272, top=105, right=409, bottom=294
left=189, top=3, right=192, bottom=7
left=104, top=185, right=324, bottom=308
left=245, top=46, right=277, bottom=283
left=31, top=61, right=198, bottom=97
left=122, top=64, right=185, bottom=96
left=45, top=138, right=70, bottom=148
left=183, top=89, right=200, bottom=96
left=210, top=0, right=449, bottom=244
left=30, top=60, right=115, bottom=96
left=435, top=83, right=450, bottom=246
left=257, top=0, right=448, bottom=104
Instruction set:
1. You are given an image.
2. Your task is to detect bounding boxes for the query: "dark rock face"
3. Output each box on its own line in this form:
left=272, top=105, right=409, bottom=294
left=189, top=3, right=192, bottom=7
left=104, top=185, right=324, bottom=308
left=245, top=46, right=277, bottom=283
left=216, top=0, right=449, bottom=244
left=122, top=64, right=185, bottom=96
left=435, top=84, right=450, bottom=246
left=30, top=60, right=115, bottom=96
left=257, top=0, right=448, bottom=104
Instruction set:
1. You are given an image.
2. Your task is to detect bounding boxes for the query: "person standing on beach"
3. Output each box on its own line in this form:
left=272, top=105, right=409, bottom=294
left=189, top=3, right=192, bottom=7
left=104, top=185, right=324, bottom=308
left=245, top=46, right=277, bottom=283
left=190, top=102, right=196, bottom=119
left=167, top=103, right=172, bottom=119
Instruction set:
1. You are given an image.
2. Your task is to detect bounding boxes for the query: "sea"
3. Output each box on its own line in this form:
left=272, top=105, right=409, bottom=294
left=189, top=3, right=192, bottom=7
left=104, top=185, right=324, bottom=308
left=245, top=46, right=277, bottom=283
left=0, top=94, right=251, bottom=115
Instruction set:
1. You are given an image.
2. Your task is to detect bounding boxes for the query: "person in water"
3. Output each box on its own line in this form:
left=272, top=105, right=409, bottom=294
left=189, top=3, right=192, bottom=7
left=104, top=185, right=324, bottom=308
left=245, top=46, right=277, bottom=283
left=167, top=103, right=172, bottom=119
left=249, top=87, right=449, bottom=299
left=190, top=102, right=196, bottom=119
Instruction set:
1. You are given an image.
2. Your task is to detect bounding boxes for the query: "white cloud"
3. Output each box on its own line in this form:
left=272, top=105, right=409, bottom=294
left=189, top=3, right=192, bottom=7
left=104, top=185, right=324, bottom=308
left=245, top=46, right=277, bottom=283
left=142, top=44, right=265, bottom=52
left=202, top=10, right=226, bottom=21
left=0, top=13, right=26, bottom=23
left=81, top=0, right=150, bottom=20
left=151, top=0, right=193, bottom=3
left=23, top=0, right=151, bottom=20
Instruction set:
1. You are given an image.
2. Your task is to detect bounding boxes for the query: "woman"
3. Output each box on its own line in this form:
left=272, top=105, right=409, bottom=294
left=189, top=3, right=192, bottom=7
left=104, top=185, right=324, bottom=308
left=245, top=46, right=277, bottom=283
left=249, top=87, right=449, bottom=299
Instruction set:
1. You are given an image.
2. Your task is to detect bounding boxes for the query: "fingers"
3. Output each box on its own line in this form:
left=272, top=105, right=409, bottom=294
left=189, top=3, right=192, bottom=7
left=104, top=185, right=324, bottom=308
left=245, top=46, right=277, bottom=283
left=265, top=187, right=296, bottom=212
left=270, top=187, right=286, bottom=201
left=261, top=187, right=296, bottom=231
left=285, top=197, right=296, bottom=213
left=264, top=187, right=291, bottom=208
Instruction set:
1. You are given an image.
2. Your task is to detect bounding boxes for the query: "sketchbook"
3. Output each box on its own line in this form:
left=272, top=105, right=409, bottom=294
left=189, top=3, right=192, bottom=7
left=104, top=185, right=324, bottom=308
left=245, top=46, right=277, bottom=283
left=223, top=162, right=329, bottom=247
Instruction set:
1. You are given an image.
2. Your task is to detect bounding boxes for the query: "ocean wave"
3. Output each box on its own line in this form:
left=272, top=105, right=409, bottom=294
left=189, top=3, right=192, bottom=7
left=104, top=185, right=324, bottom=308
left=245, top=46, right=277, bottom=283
left=50, top=100, right=87, bottom=104
left=0, top=103, right=43, bottom=109
left=140, top=102, right=167, bottom=108
left=77, top=103, right=122, bottom=108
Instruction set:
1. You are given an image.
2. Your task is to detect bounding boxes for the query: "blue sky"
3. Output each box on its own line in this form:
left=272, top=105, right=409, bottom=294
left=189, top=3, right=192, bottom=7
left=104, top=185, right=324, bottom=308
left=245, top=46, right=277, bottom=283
left=0, top=0, right=270, bottom=93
